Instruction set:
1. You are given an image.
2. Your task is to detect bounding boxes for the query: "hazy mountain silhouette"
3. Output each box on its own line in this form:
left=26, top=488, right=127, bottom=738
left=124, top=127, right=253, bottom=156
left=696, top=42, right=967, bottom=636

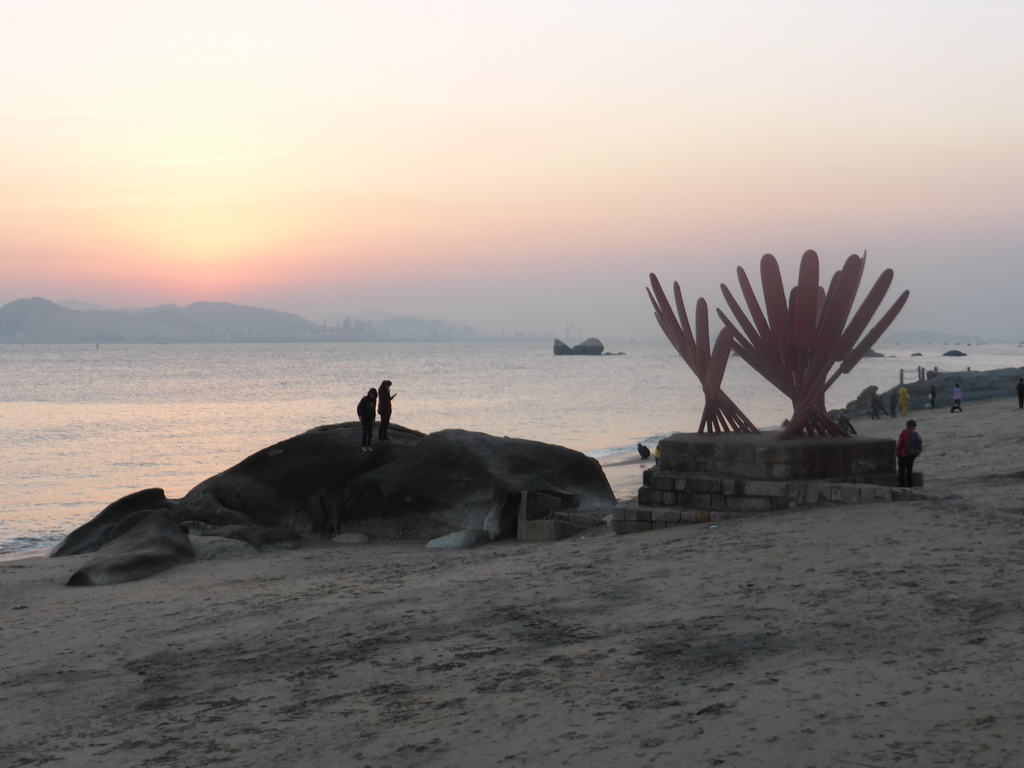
left=0, top=298, right=476, bottom=343
left=1, top=298, right=321, bottom=343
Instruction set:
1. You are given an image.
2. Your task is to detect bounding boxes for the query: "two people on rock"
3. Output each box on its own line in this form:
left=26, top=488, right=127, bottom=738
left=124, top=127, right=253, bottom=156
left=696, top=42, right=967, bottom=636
left=356, top=380, right=397, bottom=452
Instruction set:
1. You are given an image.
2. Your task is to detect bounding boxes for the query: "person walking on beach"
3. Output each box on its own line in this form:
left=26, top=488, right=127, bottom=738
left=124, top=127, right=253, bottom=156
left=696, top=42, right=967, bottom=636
left=357, top=387, right=377, bottom=452
left=952, top=383, right=963, bottom=412
left=377, top=380, right=396, bottom=440
left=888, top=389, right=898, bottom=419
left=896, top=419, right=922, bottom=488
left=1016, top=378, right=1024, bottom=408
left=899, top=386, right=910, bottom=416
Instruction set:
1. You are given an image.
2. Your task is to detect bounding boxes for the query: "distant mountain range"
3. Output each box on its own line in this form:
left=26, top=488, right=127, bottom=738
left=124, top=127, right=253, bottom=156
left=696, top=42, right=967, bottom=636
left=0, top=298, right=476, bottom=343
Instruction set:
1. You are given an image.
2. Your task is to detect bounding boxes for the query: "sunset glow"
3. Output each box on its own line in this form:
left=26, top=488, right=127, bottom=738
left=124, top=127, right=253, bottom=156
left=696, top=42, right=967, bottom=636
left=2, top=1, right=1022, bottom=338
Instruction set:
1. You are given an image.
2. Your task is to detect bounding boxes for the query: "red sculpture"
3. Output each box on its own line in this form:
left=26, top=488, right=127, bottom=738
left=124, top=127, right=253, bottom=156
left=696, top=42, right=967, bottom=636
left=649, top=250, right=909, bottom=438
left=647, top=274, right=758, bottom=434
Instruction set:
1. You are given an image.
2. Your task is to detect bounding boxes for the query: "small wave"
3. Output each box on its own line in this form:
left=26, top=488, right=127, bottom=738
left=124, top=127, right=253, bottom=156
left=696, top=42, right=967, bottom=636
left=0, top=535, right=55, bottom=557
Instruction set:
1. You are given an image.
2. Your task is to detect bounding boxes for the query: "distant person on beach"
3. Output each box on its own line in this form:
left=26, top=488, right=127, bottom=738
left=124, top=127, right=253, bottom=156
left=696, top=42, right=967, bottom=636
left=952, top=383, right=963, bottom=412
left=357, top=388, right=377, bottom=452
left=636, top=443, right=651, bottom=460
left=899, top=386, right=910, bottom=416
left=929, top=385, right=936, bottom=409
left=870, top=391, right=886, bottom=419
left=888, top=390, right=898, bottom=418
left=1016, top=378, right=1024, bottom=408
left=896, top=419, right=922, bottom=488
left=377, top=380, right=396, bottom=440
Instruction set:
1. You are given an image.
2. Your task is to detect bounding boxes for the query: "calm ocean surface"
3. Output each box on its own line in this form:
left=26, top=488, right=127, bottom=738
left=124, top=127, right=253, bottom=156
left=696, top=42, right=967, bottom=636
left=2, top=339, right=1020, bottom=555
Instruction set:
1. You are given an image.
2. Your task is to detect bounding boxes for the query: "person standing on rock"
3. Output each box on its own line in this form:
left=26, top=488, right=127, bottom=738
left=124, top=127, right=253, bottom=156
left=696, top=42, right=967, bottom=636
left=1015, top=378, right=1024, bottom=409
left=357, top=387, right=377, bottom=452
left=929, top=385, right=937, bottom=409
left=896, top=419, right=922, bottom=488
left=888, top=389, right=898, bottom=419
left=377, top=380, right=396, bottom=440
left=899, top=386, right=910, bottom=416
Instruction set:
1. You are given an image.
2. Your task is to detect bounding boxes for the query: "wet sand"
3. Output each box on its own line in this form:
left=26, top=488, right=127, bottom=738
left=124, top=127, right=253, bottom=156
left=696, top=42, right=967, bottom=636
left=3, top=397, right=1023, bottom=766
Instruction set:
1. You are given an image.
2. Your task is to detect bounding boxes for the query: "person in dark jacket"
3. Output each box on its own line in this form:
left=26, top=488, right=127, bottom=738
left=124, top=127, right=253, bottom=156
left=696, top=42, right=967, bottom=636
left=377, top=380, right=396, bottom=440
left=896, top=419, right=922, bottom=488
left=357, top=388, right=377, bottom=452
left=870, top=391, right=886, bottom=419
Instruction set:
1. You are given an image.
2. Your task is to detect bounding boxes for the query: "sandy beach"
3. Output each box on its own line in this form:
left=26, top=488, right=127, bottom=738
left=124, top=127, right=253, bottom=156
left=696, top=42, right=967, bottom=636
left=3, top=395, right=1024, bottom=767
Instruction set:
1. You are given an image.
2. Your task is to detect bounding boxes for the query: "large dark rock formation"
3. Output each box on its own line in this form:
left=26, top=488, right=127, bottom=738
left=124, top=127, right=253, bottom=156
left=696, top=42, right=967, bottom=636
left=553, top=337, right=604, bottom=355
left=51, top=423, right=616, bottom=584
left=65, top=510, right=196, bottom=586
left=49, top=488, right=175, bottom=557
left=837, top=367, right=1024, bottom=419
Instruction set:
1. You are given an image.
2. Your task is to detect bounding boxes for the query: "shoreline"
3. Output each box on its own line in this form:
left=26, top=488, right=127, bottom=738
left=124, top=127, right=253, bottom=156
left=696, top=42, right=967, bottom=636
left=3, top=374, right=1017, bottom=559
left=4, top=398, right=1024, bottom=765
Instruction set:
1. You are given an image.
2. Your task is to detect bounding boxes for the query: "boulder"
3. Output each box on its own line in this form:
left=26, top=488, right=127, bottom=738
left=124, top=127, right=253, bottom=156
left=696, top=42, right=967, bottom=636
left=175, top=422, right=425, bottom=537
left=553, top=337, right=604, bottom=355
left=553, top=338, right=573, bottom=355
left=573, top=337, right=605, bottom=355
left=50, top=488, right=175, bottom=557
left=340, top=429, right=614, bottom=541
left=54, top=423, right=617, bottom=584
left=189, top=535, right=258, bottom=560
left=838, top=367, right=1024, bottom=419
left=426, top=529, right=489, bottom=549
left=66, top=510, right=196, bottom=586
left=201, top=524, right=305, bottom=551
left=173, top=424, right=613, bottom=544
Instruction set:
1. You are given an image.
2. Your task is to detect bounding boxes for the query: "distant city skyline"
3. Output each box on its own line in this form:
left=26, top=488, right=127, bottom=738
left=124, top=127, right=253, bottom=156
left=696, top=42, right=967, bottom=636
left=2, top=2, right=1022, bottom=340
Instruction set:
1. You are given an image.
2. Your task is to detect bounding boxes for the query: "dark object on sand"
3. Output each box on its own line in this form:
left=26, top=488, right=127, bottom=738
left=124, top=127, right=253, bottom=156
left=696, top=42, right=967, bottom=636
left=637, top=443, right=651, bottom=459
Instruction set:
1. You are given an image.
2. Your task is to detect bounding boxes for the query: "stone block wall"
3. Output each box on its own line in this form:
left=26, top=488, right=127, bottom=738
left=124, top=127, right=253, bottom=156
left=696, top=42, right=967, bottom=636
left=615, top=432, right=924, bottom=535
left=658, top=432, right=898, bottom=481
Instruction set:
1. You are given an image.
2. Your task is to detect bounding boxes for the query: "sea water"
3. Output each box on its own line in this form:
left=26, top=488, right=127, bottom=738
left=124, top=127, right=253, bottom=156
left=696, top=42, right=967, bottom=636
left=1, top=339, right=1019, bottom=554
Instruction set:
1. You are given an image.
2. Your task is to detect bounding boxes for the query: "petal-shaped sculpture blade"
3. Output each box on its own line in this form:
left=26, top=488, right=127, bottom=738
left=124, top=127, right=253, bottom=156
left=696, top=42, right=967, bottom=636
left=715, top=251, right=909, bottom=437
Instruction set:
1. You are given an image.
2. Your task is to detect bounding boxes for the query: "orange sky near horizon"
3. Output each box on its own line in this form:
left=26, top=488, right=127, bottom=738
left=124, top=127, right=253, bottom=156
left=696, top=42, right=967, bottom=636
left=2, top=1, right=1022, bottom=338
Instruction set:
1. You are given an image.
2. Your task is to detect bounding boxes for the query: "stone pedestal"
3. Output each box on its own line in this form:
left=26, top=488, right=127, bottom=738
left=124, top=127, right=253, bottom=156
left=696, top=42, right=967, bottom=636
left=618, top=432, right=918, bottom=534
left=657, top=432, right=897, bottom=482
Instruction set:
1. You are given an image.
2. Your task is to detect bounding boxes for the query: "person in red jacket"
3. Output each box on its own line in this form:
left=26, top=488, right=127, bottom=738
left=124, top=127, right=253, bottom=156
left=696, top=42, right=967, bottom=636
left=377, top=380, right=396, bottom=440
left=896, top=419, right=922, bottom=488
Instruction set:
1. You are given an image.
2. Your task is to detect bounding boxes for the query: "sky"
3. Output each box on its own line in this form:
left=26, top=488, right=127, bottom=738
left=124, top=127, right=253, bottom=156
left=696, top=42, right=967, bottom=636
left=2, top=1, right=1022, bottom=340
